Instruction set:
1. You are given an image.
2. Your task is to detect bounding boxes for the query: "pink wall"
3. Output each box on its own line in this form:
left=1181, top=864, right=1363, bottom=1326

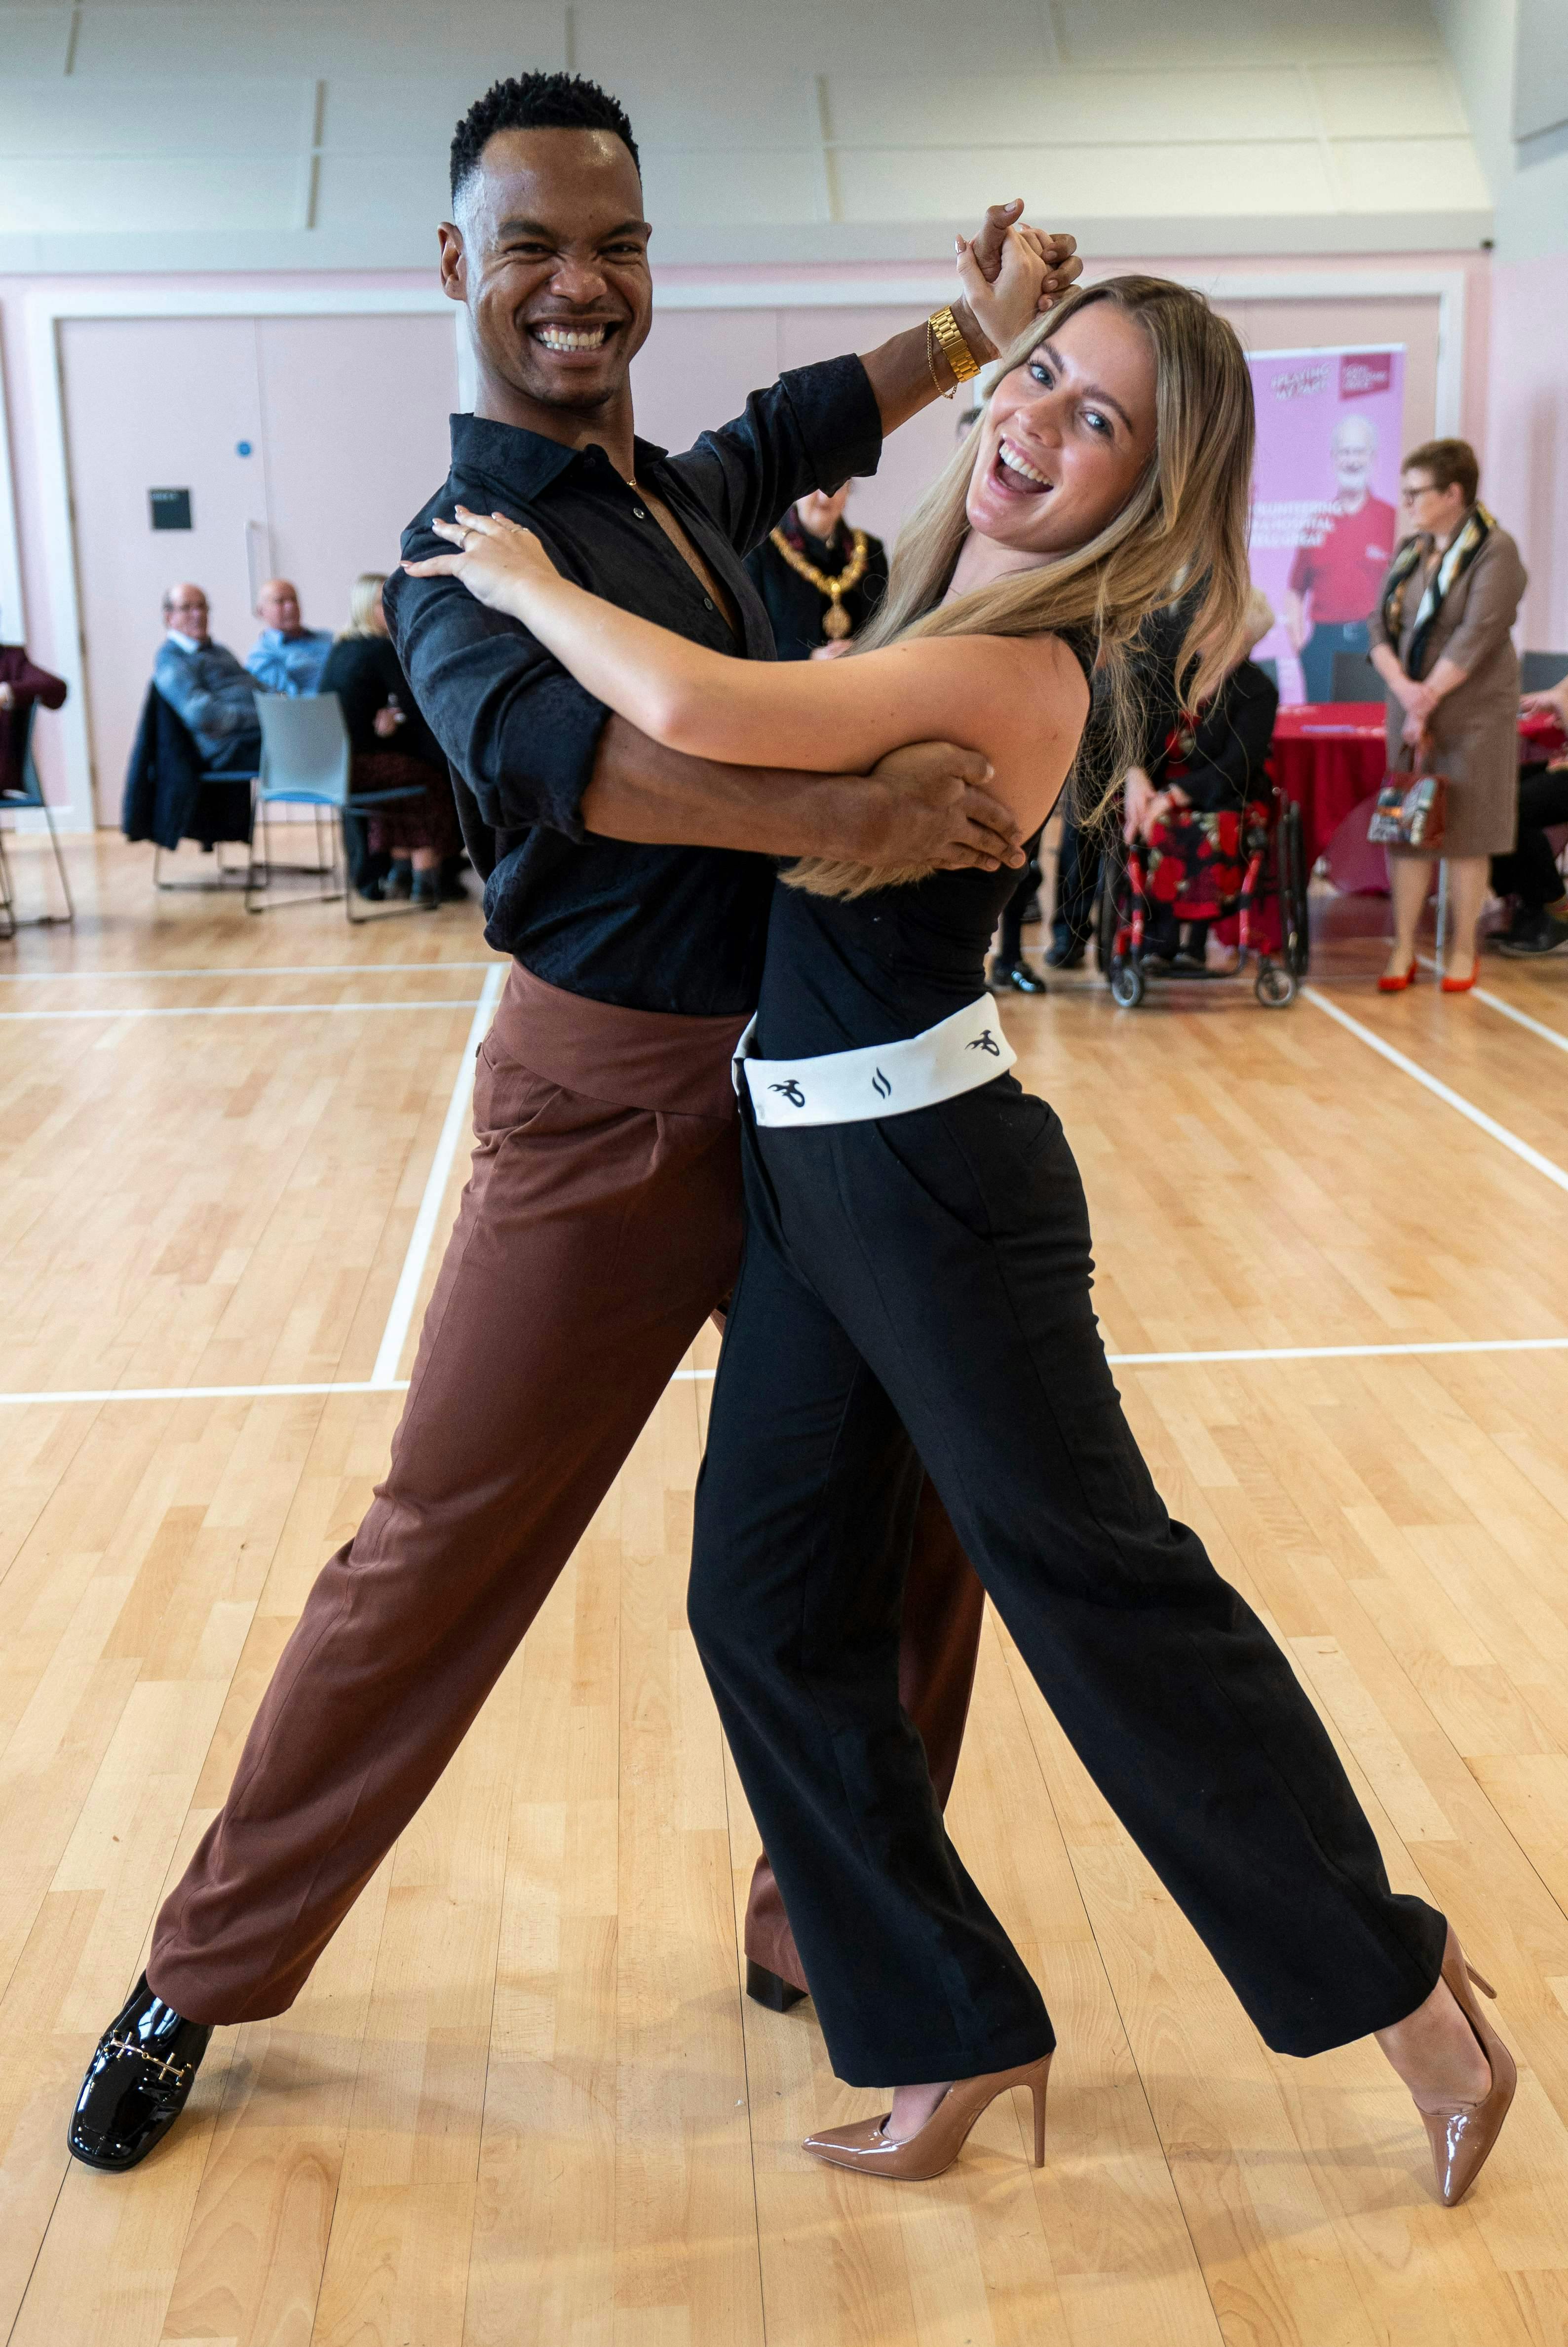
left=0, top=248, right=1498, bottom=822
left=60, top=309, right=459, bottom=816
left=1486, top=253, right=1568, bottom=655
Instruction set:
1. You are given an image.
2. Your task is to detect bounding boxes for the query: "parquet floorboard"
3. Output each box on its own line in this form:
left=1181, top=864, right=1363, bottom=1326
left=3, top=835, right=1568, bottom=2345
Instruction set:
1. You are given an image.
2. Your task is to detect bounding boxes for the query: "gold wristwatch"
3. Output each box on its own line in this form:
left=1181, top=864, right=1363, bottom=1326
left=928, top=305, right=981, bottom=387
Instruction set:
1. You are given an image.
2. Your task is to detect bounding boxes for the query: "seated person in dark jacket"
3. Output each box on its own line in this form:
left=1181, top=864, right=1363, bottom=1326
left=0, top=616, right=67, bottom=797
left=319, top=572, right=462, bottom=908
left=152, top=584, right=261, bottom=770
left=743, top=483, right=887, bottom=660
left=1122, top=587, right=1279, bottom=968
left=1491, top=674, right=1568, bottom=957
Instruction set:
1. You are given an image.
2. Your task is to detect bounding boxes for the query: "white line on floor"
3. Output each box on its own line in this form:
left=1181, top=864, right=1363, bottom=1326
left=5, top=1331, right=1565, bottom=1407
left=368, top=962, right=506, bottom=1387
left=0, top=1380, right=411, bottom=1406
left=1414, top=956, right=1568, bottom=1058
left=677, top=1335, right=1568, bottom=1377
left=0, top=961, right=502, bottom=982
left=1301, top=986, right=1568, bottom=1197
left=0, top=999, right=484, bottom=1021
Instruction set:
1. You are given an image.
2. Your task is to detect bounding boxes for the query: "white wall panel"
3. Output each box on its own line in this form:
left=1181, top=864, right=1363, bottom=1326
left=0, top=155, right=298, bottom=233
left=69, top=1, right=563, bottom=78
left=828, top=69, right=1316, bottom=148
left=835, top=140, right=1338, bottom=222
left=312, top=153, right=450, bottom=241
left=1332, top=135, right=1491, bottom=209
left=1054, top=0, right=1438, bottom=67
left=0, top=80, right=308, bottom=156
left=0, top=0, right=1497, bottom=264
left=1309, top=60, right=1469, bottom=138
left=0, top=9, right=75, bottom=74
left=640, top=149, right=826, bottom=229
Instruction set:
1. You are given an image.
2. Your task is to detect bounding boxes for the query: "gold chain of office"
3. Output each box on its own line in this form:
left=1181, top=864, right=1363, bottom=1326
left=766, top=526, right=872, bottom=640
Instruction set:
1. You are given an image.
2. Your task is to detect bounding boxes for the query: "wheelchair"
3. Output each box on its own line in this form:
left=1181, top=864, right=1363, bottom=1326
left=1097, top=784, right=1309, bottom=1010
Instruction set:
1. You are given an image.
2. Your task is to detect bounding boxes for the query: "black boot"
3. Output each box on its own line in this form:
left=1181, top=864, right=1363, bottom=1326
left=68, top=1974, right=212, bottom=2172
left=1044, top=936, right=1086, bottom=970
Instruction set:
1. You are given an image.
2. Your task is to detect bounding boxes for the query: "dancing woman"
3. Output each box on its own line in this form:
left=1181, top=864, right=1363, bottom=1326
left=407, top=273, right=1515, bottom=2207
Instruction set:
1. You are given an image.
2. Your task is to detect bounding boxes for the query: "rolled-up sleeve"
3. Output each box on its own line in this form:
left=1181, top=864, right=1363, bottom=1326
left=667, top=355, right=884, bottom=556
left=1441, top=531, right=1527, bottom=676
left=383, top=560, right=610, bottom=842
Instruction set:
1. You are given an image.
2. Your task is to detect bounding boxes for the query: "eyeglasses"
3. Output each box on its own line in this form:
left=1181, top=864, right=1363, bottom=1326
left=1400, top=482, right=1439, bottom=505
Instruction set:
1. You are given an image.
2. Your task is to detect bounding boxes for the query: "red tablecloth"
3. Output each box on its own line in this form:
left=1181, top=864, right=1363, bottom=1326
left=1269, top=703, right=1387, bottom=865
left=1270, top=702, right=1565, bottom=865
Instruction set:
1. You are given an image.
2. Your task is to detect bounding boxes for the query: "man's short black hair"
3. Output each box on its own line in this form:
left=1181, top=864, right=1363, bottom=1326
left=450, top=73, right=640, bottom=204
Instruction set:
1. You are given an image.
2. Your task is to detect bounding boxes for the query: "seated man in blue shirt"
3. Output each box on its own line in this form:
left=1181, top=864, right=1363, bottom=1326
left=246, top=577, right=333, bottom=695
left=153, top=583, right=262, bottom=769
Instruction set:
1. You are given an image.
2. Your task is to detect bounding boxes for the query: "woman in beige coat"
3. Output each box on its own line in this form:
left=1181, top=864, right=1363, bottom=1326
left=1369, top=438, right=1527, bottom=992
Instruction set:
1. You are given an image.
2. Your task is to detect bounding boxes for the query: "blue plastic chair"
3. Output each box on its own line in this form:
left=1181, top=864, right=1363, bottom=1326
left=246, top=692, right=424, bottom=923
left=0, top=698, right=73, bottom=937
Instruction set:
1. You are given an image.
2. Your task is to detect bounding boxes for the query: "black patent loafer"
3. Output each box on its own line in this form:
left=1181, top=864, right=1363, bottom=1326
left=68, top=1973, right=211, bottom=2172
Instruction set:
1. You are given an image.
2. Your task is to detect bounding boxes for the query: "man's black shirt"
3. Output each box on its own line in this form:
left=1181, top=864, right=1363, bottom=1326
left=383, top=357, right=882, bottom=1015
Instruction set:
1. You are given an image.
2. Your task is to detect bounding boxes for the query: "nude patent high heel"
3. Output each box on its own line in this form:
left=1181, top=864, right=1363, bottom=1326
left=802, top=2052, right=1051, bottom=2183
left=1420, top=1925, right=1516, bottom=2207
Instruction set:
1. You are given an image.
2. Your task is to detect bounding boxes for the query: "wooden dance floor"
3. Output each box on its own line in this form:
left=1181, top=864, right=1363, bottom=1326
left=5, top=831, right=1568, bottom=2347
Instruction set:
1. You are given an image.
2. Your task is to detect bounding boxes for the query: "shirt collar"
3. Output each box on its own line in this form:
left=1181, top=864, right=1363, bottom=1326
left=449, top=409, right=670, bottom=497
left=166, top=630, right=205, bottom=654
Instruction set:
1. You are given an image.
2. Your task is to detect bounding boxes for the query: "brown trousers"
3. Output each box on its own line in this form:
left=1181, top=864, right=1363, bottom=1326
left=150, top=964, right=985, bottom=2024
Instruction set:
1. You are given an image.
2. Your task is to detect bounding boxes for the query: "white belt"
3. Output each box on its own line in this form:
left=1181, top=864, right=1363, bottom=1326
left=734, top=994, right=1015, bottom=1128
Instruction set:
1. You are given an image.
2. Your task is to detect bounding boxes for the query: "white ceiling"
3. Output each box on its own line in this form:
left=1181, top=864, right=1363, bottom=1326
left=0, top=0, right=1493, bottom=272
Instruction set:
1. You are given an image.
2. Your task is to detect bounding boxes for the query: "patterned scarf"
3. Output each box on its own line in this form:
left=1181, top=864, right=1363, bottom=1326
left=1380, top=503, right=1494, bottom=681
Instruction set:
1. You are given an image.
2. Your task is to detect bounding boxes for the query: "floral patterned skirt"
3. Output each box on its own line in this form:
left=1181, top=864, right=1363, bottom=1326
left=1144, top=807, right=1247, bottom=917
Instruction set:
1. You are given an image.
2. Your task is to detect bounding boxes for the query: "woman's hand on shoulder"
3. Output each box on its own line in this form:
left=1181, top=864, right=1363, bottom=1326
left=403, top=505, right=559, bottom=618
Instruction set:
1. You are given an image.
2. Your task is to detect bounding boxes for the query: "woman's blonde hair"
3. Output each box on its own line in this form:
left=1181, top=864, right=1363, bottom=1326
left=340, top=571, right=388, bottom=640
left=786, top=275, right=1256, bottom=898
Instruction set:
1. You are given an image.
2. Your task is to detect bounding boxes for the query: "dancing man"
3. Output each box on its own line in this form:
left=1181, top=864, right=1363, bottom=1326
left=68, top=69, right=1081, bottom=2170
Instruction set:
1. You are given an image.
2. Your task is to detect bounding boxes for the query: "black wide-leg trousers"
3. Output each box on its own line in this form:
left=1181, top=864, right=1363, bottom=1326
left=688, top=1076, right=1446, bottom=2088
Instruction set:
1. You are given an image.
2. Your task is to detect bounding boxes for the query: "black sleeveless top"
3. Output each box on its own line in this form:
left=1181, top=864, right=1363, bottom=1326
left=756, top=626, right=1097, bottom=1059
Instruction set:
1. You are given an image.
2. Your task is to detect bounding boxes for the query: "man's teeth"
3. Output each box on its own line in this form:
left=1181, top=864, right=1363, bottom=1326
left=998, top=438, right=1049, bottom=487
left=536, top=324, right=609, bottom=351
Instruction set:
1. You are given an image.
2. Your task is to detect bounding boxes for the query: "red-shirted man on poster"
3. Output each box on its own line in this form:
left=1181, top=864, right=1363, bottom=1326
left=1283, top=413, right=1398, bottom=703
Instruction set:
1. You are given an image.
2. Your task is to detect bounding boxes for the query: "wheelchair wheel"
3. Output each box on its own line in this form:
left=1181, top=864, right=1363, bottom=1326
left=1279, top=801, right=1309, bottom=979
left=1254, top=960, right=1297, bottom=1008
left=1110, top=957, right=1146, bottom=1008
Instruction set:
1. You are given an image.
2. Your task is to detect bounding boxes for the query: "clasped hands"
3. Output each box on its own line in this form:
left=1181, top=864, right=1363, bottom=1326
left=1122, top=766, right=1190, bottom=844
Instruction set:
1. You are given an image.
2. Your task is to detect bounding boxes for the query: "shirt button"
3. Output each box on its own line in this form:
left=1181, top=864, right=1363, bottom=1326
left=633, top=506, right=647, bottom=519
left=703, top=595, right=714, bottom=609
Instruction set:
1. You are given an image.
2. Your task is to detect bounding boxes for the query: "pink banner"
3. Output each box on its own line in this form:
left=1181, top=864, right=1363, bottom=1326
left=1246, top=346, right=1406, bottom=706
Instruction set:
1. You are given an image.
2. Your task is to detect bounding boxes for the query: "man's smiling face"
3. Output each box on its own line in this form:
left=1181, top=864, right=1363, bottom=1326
left=442, top=126, right=652, bottom=417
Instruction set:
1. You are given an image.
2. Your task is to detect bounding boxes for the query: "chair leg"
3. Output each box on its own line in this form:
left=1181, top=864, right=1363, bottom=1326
left=0, top=827, right=16, bottom=943
left=38, top=798, right=75, bottom=925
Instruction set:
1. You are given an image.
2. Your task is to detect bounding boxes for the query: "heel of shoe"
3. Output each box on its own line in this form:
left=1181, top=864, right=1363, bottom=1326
left=1030, top=2060, right=1049, bottom=2168
left=746, top=1959, right=807, bottom=2014
left=1466, top=1961, right=1498, bottom=2001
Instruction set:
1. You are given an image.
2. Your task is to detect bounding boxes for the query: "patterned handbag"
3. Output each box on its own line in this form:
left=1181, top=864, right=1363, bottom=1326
left=1368, top=745, right=1448, bottom=850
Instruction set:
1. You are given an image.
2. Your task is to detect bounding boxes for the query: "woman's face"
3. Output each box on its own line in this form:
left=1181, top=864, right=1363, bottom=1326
left=965, top=302, right=1157, bottom=560
left=371, top=587, right=388, bottom=634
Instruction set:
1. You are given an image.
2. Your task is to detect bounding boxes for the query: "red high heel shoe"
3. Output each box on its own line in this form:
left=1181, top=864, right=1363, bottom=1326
left=1441, top=960, right=1478, bottom=994
left=1378, top=956, right=1419, bottom=993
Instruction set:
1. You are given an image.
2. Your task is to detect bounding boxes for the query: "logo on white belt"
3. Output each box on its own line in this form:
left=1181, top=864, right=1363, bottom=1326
left=872, top=1069, right=891, bottom=1100
left=769, top=1079, right=806, bottom=1107
left=967, top=1029, right=1001, bottom=1056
